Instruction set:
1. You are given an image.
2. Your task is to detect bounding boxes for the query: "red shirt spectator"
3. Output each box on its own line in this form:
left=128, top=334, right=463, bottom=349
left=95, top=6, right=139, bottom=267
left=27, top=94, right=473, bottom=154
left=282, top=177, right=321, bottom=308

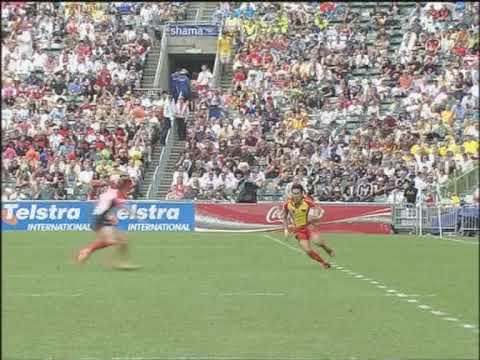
left=76, top=41, right=91, bottom=58
left=95, top=140, right=106, bottom=151
left=96, top=68, right=112, bottom=87
left=426, top=38, right=440, bottom=52
left=233, top=69, right=246, bottom=82
left=114, top=127, right=126, bottom=141
left=437, top=7, right=449, bottom=21
left=262, top=51, right=274, bottom=65
left=58, top=126, right=70, bottom=138
left=3, top=146, right=17, bottom=160
left=319, top=2, right=336, bottom=13
left=452, top=46, right=467, bottom=57
left=25, top=146, right=40, bottom=167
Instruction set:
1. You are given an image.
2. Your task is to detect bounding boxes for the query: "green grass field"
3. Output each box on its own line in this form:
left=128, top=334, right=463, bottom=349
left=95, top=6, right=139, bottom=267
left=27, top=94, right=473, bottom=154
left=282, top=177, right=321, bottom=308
left=2, top=231, right=479, bottom=360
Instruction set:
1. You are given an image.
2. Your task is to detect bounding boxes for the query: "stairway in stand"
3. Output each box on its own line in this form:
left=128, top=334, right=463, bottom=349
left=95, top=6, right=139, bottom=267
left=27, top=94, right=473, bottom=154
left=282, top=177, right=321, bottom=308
left=154, top=128, right=190, bottom=199
left=137, top=39, right=163, bottom=199
left=143, top=2, right=221, bottom=199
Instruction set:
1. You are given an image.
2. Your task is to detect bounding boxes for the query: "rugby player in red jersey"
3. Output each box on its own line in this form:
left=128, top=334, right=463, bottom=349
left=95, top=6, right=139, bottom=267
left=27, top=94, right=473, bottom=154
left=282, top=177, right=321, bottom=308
left=282, top=184, right=335, bottom=268
left=76, top=177, right=138, bottom=269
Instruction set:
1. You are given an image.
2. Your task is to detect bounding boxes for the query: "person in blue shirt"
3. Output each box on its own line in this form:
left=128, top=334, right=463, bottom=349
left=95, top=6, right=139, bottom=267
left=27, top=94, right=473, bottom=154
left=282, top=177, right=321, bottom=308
left=175, top=69, right=191, bottom=101
left=68, top=77, right=82, bottom=96
left=452, top=101, right=466, bottom=124
left=116, top=3, right=133, bottom=15
left=455, top=1, right=465, bottom=13
left=50, top=100, right=66, bottom=123
left=170, top=72, right=180, bottom=100
left=243, top=3, right=255, bottom=19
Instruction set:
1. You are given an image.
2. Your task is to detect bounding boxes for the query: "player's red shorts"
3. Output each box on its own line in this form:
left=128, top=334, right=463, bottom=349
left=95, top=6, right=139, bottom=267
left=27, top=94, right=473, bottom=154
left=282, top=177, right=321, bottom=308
left=294, top=225, right=320, bottom=241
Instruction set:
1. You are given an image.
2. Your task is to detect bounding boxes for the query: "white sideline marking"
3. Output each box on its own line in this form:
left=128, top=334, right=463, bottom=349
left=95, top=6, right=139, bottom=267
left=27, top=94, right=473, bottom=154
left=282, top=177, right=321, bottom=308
left=10, top=292, right=82, bottom=297
left=221, top=292, right=285, bottom=297
left=418, top=305, right=431, bottom=309
left=201, top=292, right=285, bottom=297
left=422, top=236, right=479, bottom=245
left=370, top=281, right=379, bottom=284
left=109, top=357, right=333, bottom=360
left=264, top=234, right=479, bottom=334
left=6, top=274, right=64, bottom=278
left=5, top=245, right=235, bottom=249
left=263, top=235, right=304, bottom=254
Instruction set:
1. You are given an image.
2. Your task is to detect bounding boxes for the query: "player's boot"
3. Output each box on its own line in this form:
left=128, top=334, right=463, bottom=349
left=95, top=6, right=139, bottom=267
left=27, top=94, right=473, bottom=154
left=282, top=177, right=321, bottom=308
left=321, top=261, right=331, bottom=269
left=76, top=249, right=91, bottom=263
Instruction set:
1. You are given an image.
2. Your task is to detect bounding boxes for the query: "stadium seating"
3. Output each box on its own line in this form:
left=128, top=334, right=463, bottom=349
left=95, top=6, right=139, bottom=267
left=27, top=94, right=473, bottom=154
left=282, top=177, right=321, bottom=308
left=171, top=1, right=479, bottom=203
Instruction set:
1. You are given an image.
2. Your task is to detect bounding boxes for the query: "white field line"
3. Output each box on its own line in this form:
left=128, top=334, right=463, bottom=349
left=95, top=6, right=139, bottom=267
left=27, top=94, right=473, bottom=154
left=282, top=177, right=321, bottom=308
left=421, top=236, right=479, bottom=245
left=263, top=234, right=479, bottom=333
left=9, top=292, right=82, bottom=297
left=200, top=292, right=285, bottom=297
left=221, top=292, right=285, bottom=296
left=263, top=234, right=304, bottom=254
left=4, top=245, right=234, bottom=249
left=109, top=357, right=326, bottom=360
left=4, top=274, right=64, bottom=278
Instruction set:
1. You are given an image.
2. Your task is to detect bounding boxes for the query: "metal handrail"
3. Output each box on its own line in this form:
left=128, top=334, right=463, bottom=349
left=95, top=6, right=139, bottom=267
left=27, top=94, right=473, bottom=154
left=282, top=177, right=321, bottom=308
left=146, top=123, right=175, bottom=199
left=154, top=25, right=169, bottom=88
left=212, top=21, right=223, bottom=89
left=212, top=11, right=226, bottom=89
left=195, top=7, right=201, bottom=23
left=441, top=164, right=480, bottom=197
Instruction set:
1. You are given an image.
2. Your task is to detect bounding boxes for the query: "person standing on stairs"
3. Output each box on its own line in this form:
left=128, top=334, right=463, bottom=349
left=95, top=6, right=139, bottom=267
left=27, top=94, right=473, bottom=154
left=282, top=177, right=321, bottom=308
left=218, top=32, right=233, bottom=73
left=175, top=95, right=189, bottom=141
left=159, top=92, right=175, bottom=145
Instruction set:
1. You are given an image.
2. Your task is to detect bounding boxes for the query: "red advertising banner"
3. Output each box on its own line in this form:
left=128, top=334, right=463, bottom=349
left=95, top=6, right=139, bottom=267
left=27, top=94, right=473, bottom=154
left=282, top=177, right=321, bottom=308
left=195, top=203, right=393, bottom=234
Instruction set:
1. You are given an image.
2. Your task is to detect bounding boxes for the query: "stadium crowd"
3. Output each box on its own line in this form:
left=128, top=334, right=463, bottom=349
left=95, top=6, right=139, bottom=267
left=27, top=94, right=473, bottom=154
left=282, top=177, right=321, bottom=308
left=1, top=2, right=187, bottom=200
left=169, top=1, right=479, bottom=204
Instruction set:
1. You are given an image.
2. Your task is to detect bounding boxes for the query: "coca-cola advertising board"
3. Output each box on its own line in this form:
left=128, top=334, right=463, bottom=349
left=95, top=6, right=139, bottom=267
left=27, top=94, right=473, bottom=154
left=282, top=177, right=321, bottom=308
left=195, top=203, right=393, bottom=234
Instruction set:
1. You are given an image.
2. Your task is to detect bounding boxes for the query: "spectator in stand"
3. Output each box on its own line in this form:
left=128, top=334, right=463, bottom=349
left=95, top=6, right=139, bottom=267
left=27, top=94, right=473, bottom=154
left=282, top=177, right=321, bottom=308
left=174, top=95, right=189, bottom=141
left=195, top=64, right=214, bottom=93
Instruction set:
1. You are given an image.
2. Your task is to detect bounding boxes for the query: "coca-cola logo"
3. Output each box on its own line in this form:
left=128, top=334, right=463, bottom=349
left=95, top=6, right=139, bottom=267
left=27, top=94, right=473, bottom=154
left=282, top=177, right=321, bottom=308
left=266, top=205, right=324, bottom=223
left=266, top=206, right=283, bottom=223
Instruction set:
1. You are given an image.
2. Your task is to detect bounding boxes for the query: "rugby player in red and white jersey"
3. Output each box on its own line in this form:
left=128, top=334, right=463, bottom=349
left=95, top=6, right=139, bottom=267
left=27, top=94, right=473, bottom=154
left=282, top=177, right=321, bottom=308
left=76, top=177, right=138, bottom=268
